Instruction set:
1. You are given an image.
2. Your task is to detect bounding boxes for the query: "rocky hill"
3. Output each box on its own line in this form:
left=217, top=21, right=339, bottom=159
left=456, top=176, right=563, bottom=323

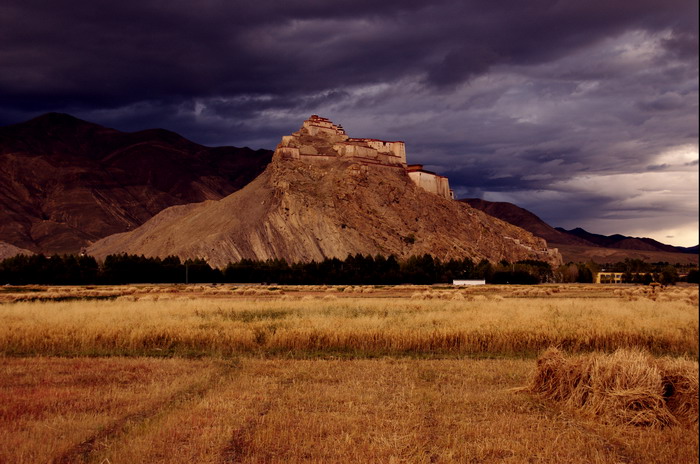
left=462, top=198, right=698, bottom=264
left=0, top=113, right=272, bottom=254
left=89, top=116, right=562, bottom=267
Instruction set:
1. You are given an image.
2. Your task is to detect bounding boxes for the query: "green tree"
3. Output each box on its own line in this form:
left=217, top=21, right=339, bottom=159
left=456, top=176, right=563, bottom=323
left=659, top=266, right=679, bottom=285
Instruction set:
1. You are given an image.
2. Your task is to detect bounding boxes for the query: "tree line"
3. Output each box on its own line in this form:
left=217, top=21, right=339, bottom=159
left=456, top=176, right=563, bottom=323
left=0, top=253, right=696, bottom=285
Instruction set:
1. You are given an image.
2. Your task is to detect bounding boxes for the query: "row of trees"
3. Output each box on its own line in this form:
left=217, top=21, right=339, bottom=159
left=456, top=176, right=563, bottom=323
left=224, top=254, right=498, bottom=285
left=0, top=254, right=219, bottom=285
left=0, top=253, right=696, bottom=285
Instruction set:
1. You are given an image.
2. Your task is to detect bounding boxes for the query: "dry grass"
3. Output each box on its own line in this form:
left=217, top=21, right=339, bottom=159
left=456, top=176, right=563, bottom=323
left=1, top=282, right=695, bottom=303
left=0, top=357, right=232, bottom=464
left=1, top=284, right=697, bottom=463
left=528, top=347, right=699, bottom=427
left=0, top=285, right=696, bottom=358
left=1, top=357, right=697, bottom=463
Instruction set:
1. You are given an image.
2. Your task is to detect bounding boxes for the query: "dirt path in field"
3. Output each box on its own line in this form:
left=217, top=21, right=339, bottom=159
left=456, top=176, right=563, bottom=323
left=220, top=374, right=293, bottom=463
left=54, top=361, right=238, bottom=464
left=414, top=382, right=441, bottom=462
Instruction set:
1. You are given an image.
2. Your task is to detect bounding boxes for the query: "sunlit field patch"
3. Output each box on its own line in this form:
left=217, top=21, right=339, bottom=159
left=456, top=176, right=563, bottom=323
left=0, top=284, right=696, bottom=358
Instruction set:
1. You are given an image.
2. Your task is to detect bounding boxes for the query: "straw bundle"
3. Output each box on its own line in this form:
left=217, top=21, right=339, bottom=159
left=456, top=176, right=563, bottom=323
left=529, top=347, right=698, bottom=427
left=661, top=357, right=699, bottom=424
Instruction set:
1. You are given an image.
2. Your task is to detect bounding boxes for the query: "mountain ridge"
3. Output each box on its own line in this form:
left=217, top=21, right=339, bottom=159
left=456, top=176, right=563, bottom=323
left=462, top=198, right=697, bottom=264
left=459, top=199, right=594, bottom=247
left=556, top=227, right=697, bottom=254
left=0, top=113, right=272, bottom=254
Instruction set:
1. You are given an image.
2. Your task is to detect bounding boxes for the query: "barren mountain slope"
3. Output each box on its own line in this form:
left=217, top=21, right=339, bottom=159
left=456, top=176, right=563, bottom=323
left=89, top=150, right=562, bottom=267
left=460, top=198, right=594, bottom=246
left=463, top=198, right=697, bottom=264
left=0, top=241, right=33, bottom=260
left=0, top=113, right=271, bottom=254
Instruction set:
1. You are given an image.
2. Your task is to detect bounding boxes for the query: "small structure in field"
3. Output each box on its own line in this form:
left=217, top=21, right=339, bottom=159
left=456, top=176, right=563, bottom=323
left=595, top=272, right=625, bottom=283
left=595, top=271, right=657, bottom=284
left=453, top=279, right=486, bottom=286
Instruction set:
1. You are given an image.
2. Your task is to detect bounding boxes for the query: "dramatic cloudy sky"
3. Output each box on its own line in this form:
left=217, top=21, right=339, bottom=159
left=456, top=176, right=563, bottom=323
left=1, top=0, right=697, bottom=246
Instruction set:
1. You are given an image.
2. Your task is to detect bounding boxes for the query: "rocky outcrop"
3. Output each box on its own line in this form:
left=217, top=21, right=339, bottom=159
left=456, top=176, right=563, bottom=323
left=89, top=117, right=562, bottom=267
left=0, top=113, right=272, bottom=254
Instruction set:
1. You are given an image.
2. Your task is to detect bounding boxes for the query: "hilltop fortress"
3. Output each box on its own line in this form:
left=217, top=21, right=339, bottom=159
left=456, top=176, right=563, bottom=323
left=88, top=113, right=563, bottom=267
left=276, top=115, right=454, bottom=199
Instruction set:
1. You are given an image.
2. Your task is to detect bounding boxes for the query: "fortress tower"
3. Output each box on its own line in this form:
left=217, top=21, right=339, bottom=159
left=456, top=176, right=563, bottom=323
left=275, top=115, right=453, bottom=199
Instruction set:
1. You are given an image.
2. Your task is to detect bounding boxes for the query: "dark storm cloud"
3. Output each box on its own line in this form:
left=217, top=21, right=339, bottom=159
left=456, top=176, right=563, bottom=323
left=1, top=0, right=697, bottom=244
left=1, top=0, right=695, bottom=109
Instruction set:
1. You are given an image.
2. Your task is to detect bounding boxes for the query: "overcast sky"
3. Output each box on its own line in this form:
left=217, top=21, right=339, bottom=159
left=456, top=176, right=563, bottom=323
left=1, top=0, right=697, bottom=246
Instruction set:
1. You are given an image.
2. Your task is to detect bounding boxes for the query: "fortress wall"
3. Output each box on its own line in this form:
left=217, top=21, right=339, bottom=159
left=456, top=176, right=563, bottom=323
left=296, top=154, right=336, bottom=162
left=408, top=171, right=435, bottom=195
left=278, top=117, right=452, bottom=191
left=354, top=154, right=404, bottom=166
left=342, top=139, right=406, bottom=165
left=393, top=142, right=406, bottom=163
left=364, top=139, right=403, bottom=154
left=335, top=144, right=377, bottom=160
left=277, top=146, right=300, bottom=160
left=299, top=145, right=318, bottom=155
left=305, top=124, right=333, bottom=137
left=333, top=143, right=406, bottom=166
left=378, top=152, right=405, bottom=166
left=347, top=139, right=406, bottom=163
left=409, top=171, right=453, bottom=200
left=303, top=119, right=335, bottom=130
left=438, top=176, right=453, bottom=199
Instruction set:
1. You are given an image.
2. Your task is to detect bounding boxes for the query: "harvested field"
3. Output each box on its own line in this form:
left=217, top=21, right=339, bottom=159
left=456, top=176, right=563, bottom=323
left=1, top=357, right=697, bottom=463
left=0, top=284, right=697, bottom=462
left=0, top=357, right=233, bottom=464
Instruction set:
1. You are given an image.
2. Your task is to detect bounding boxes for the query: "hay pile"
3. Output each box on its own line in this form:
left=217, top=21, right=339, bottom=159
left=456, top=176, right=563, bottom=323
left=529, top=347, right=698, bottom=427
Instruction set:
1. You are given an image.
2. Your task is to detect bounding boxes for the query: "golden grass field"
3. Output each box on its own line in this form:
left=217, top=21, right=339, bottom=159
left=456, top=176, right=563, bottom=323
left=0, top=283, right=697, bottom=463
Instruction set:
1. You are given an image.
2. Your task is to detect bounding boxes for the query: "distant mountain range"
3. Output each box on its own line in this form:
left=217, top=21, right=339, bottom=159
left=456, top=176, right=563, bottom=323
left=555, top=227, right=698, bottom=254
left=461, top=199, right=698, bottom=264
left=460, top=198, right=591, bottom=247
left=0, top=113, right=695, bottom=266
left=0, top=113, right=272, bottom=254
